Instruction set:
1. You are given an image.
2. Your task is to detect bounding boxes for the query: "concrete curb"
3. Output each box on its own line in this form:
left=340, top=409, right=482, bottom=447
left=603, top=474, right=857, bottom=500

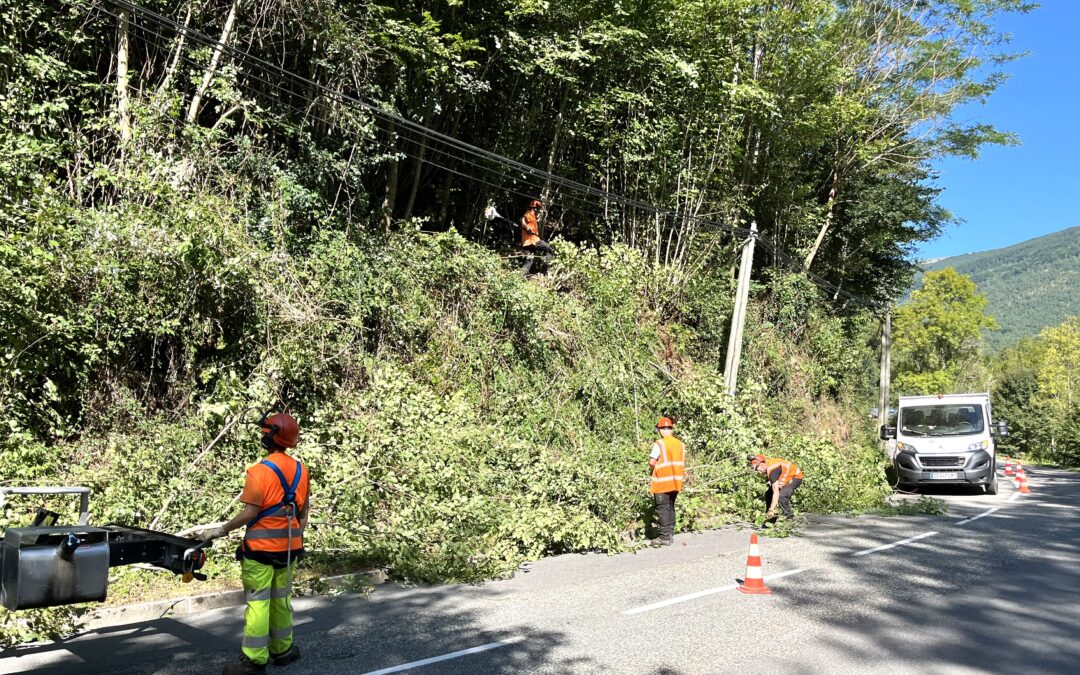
left=81, top=569, right=389, bottom=631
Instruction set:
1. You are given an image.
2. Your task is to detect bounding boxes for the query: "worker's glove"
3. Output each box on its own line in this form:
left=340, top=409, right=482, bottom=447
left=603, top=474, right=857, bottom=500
left=765, top=510, right=777, bottom=520
left=199, top=525, right=227, bottom=541
left=180, top=523, right=227, bottom=541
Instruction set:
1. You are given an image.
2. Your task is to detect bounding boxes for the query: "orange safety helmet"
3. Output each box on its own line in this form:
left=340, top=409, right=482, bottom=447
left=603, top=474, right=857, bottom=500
left=529, top=199, right=543, bottom=209
left=259, top=412, right=299, bottom=449
left=749, top=453, right=766, bottom=467
left=656, top=417, right=675, bottom=429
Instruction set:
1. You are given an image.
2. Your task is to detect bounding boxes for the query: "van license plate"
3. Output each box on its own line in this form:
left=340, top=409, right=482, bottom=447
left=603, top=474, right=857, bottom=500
left=928, top=472, right=958, bottom=480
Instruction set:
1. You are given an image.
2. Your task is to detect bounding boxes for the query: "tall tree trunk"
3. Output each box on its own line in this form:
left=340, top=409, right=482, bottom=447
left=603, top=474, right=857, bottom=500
left=187, top=0, right=240, bottom=124
left=437, top=171, right=453, bottom=226
left=382, top=142, right=400, bottom=231
left=804, top=167, right=840, bottom=271
left=541, top=86, right=570, bottom=204
left=158, top=2, right=193, bottom=98
left=403, top=132, right=428, bottom=220
left=116, top=10, right=132, bottom=145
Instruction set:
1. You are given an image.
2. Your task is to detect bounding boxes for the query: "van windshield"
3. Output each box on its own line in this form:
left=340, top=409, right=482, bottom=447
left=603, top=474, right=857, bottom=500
left=899, top=404, right=985, bottom=437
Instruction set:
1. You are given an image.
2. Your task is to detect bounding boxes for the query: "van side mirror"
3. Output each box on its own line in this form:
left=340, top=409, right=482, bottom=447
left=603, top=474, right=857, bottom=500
left=879, top=425, right=896, bottom=440
left=994, top=420, right=1008, bottom=437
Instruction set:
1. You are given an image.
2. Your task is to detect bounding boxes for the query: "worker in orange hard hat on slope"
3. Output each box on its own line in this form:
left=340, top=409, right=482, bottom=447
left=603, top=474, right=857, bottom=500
left=749, top=453, right=803, bottom=523
left=519, top=199, right=554, bottom=274
left=648, top=417, right=685, bottom=546
left=195, top=412, right=311, bottom=675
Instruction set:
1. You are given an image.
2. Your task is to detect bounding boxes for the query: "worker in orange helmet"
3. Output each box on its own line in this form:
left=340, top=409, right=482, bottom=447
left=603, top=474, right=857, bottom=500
left=519, top=199, right=555, bottom=273
left=648, top=417, right=685, bottom=546
left=749, top=453, right=804, bottom=522
left=195, top=412, right=310, bottom=675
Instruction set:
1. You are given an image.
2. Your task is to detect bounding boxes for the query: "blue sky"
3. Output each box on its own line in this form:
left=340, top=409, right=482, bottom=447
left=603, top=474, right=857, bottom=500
left=919, top=1, right=1080, bottom=260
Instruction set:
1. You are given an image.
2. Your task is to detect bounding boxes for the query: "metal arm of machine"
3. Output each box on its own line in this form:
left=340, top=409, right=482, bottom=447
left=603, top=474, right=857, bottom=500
left=1, top=486, right=210, bottom=611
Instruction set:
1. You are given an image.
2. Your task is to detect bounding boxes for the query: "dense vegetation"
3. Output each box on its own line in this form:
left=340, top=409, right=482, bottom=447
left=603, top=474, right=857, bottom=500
left=913, top=227, right=1080, bottom=351
left=992, top=317, right=1080, bottom=467
left=1, top=0, right=1033, bottom=644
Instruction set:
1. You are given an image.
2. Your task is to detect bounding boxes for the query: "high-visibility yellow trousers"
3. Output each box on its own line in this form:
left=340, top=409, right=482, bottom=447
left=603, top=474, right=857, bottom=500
left=240, top=557, right=296, bottom=664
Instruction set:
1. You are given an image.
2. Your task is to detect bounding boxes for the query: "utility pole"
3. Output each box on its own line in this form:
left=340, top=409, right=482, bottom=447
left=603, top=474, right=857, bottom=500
left=723, top=222, right=757, bottom=396
left=877, top=308, right=892, bottom=432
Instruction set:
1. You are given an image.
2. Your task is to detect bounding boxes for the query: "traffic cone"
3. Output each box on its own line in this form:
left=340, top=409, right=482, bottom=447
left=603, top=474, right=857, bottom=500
left=737, top=532, right=772, bottom=595
left=1003, top=457, right=1013, bottom=476
left=1018, top=469, right=1031, bottom=494
left=1014, top=463, right=1023, bottom=488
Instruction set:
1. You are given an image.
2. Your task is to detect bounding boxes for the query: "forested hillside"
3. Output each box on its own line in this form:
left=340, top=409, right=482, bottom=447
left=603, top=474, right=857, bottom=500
left=1, top=0, right=1029, bottom=614
left=915, top=227, right=1080, bottom=350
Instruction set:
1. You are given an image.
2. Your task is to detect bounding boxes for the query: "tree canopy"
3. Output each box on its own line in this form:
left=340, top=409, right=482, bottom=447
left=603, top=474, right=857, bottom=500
left=893, top=267, right=998, bottom=394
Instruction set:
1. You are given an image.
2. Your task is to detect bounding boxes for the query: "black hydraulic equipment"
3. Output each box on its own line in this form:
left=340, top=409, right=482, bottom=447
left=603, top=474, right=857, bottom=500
left=0, top=487, right=209, bottom=611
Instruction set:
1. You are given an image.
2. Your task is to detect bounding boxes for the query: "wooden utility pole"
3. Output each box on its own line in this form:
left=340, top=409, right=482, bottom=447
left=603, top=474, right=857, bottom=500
left=723, top=222, right=757, bottom=396
left=877, top=308, right=892, bottom=431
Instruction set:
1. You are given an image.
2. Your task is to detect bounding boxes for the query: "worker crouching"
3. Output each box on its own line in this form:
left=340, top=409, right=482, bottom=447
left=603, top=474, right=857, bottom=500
left=750, top=454, right=803, bottom=523
left=197, top=413, right=311, bottom=675
left=648, top=417, right=685, bottom=546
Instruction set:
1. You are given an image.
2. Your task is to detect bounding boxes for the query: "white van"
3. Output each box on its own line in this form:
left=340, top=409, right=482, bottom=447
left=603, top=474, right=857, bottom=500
left=880, top=393, right=1008, bottom=494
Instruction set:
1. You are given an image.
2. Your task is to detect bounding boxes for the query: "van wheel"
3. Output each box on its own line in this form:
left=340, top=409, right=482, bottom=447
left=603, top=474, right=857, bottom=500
left=985, top=477, right=999, bottom=495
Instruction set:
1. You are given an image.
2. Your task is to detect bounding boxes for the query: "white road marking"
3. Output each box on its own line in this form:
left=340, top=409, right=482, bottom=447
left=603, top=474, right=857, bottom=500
left=623, top=584, right=737, bottom=615
left=761, top=567, right=808, bottom=582
left=1009, top=492, right=1021, bottom=503
left=1038, top=502, right=1079, bottom=510
left=622, top=567, right=809, bottom=615
left=852, top=531, right=938, bottom=557
left=956, top=507, right=1002, bottom=526
left=361, top=637, right=525, bottom=674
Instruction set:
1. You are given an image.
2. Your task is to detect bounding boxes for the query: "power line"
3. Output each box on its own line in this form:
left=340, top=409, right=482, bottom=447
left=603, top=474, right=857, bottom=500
left=103, top=0, right=753, bottom=238
left=99, top=0, right=878, bottom=308
left=103, top=4, right=635, bottom=226
left=103, top=3, right=706, bottom=242
left=104, top=4, right=659, bottom=229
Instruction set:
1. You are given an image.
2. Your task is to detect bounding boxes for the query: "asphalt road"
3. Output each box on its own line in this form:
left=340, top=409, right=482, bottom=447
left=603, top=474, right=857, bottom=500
left=4, top=463, right=1079, bottom=674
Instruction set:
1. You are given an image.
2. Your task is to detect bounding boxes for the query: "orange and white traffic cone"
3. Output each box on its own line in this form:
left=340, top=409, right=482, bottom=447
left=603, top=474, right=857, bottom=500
left=737, top=532, right=772, bottom=595
left=1003, top=457, right=1014, bottom=476
left=1018, top=467, right=1031, bottom=494
left=1014, top=463, right=1024, bottom=488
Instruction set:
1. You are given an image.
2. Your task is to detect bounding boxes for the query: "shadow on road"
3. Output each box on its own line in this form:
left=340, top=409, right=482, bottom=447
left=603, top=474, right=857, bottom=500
left=2, top=580, right=590, bottom=674
left=779, top=464, right=1080, bottom=673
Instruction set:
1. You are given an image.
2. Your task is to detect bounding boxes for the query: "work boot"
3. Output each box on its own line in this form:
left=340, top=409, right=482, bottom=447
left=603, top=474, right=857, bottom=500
left=272, top=645, right=302, bottom=666
left=659, top=537, right=673, bottom=547
left=221, top=655, right=266, bottom=675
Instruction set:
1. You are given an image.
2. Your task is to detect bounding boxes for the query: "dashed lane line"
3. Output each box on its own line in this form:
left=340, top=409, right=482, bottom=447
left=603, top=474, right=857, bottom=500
left=360, top=637, right=525, bottom=675
left=622, top=567, right=809, bottom=615
left=852, top=531, right=938, bottom=557
left=956, top=507, right=1002, bottom=526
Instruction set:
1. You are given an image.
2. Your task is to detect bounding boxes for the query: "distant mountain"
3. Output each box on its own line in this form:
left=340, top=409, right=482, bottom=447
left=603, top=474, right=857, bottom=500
left=911, top=227, right=1080, bottom=351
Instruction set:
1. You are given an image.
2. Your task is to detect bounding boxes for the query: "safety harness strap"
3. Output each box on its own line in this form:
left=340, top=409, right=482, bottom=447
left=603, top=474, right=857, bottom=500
left=247, top=458, right=303, bottom=530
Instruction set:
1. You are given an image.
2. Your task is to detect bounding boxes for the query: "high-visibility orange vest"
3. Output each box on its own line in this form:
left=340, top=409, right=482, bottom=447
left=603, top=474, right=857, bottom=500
left=243, top=454, right=309, bottom=554
left=765, top=457, right=804, bottom=484
left=650, top=436, right=685, bottom=494
left=520, top=211, right=541, bottom=247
